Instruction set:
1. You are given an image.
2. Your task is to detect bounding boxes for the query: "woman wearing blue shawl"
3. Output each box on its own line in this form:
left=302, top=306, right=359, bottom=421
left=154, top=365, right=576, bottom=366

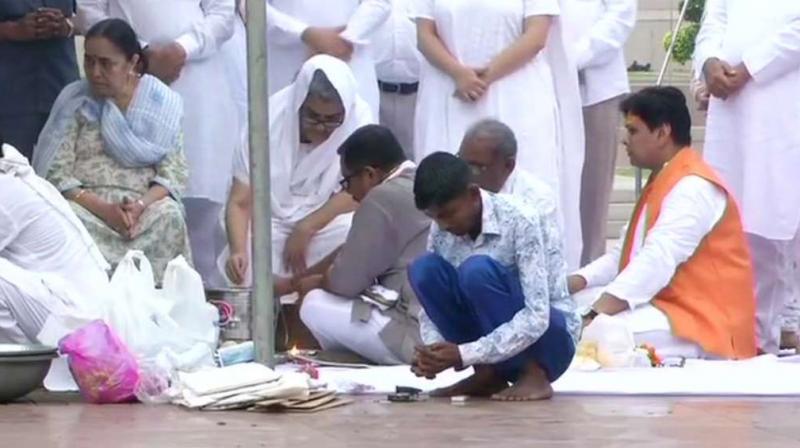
left=33, top=19, right=190, bottom=284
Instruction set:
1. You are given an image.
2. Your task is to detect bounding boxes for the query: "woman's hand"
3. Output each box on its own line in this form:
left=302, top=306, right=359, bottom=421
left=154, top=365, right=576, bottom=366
left=121, top=197, right=146, bottom=238
left=283, top=222, right=314, bottom=276
left=453, top=67, right=487, bottom=102
left=226, top=252, right=250, bottom=286
left=99, top=201, right=133, bottom=239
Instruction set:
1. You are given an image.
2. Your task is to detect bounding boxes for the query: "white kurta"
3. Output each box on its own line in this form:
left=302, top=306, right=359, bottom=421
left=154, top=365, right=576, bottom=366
left=77, top=0, right=238, bottom=204
left=0, top=145, right=110, bottom=344
left=266, top=0, right=391, bottom=117
left=411, top=0, right=585, bottom=269
left=573, top=176, right=727, bottom=357
left=694, top=0, right=800, bottom=240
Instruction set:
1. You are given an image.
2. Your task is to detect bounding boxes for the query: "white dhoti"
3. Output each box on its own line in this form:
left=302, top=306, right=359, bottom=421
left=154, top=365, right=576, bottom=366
left=300, top=289, right=403, bottom=365
left=747, top=229, right=800, bottom=352
left=217, top=212, right=353, bottom=285
left=574, top=287, right=706, bottom=359
left=0, top=259, right=69, bottom=344
left=271, top=213, right=353, bottom=276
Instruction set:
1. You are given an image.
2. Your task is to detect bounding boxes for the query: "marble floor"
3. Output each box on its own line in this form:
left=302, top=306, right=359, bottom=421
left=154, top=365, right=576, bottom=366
left=2, top=394, right=798, bottom=448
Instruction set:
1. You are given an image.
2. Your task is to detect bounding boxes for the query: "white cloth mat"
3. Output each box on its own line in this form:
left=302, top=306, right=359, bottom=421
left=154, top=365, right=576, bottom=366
left=288, top=355, right=800, bottom=396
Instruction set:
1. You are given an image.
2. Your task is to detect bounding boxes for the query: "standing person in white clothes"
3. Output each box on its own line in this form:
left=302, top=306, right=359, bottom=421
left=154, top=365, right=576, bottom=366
left=694, top=0, right=800, bottom=354
left=77, top=0, right=238, bottom=286
left=372, top=0, right=420, bottom=158
left=266, top=0, right=390, bottom=117
left=410, top=0, right=585, bottom=269
left=561, top=0, right=636, bottom=265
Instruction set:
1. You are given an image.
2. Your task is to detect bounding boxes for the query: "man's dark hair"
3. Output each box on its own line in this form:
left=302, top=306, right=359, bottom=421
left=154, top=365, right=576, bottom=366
left=620, top=86, right=692, bottom=146
left=414, top=152, right=471, bottom=210
left=337, top=124, right=406, bottom=171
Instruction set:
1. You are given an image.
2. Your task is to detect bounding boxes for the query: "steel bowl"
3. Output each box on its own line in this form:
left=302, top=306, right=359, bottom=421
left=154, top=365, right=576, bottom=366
left=0, top=345, right=58, bottom=403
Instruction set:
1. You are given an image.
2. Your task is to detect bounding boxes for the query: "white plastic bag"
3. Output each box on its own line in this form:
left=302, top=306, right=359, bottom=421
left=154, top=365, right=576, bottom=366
left=105, top=251, right=172, bottom=359
left=581, top=314, right=638, bottom=368
left=104, top=251, right=217, bottom=372
left=160, top=256, right=219, bottom=347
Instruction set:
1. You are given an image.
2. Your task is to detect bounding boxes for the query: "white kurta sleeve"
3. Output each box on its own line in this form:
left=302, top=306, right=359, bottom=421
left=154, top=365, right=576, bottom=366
left=574, top=235, right=623, bottom=288
left=0, top=205, right=19, bottom=253
left=266, top=3, right=309, bottom=46
left=175, top=0, right=236, bottom=61
left=742, top=13, right=800, bottom=85
left=523, top=0, right=560, bottom=17
left=409, top=0, right=434, bottom=20
left=341, top=0, right=391, bottom=45
left=693, top=0, right=728, bottom=77
left=604, top=176, right=727, bottom=310
left=75, top=0, right=110, bottom=33
left=573, top=0, right=637, bottom=70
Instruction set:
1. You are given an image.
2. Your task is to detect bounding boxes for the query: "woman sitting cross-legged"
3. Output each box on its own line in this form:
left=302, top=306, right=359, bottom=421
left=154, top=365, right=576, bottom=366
left=222, top=55, right=373, bottom=286
left=34, top=18, right=190, bottom=284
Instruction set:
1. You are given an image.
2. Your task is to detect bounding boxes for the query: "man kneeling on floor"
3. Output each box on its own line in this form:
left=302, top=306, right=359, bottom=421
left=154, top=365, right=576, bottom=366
left=408, top=152, right=579, bottom=401
left=570, top=86, right=757, bottom=360
left=297, top=125, right=430, bottom=365
left=0, top=137, right=110, bottom=344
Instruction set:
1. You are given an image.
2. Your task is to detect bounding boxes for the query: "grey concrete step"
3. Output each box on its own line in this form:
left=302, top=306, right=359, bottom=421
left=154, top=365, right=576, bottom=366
left=607, top=219, right=628, bottom=240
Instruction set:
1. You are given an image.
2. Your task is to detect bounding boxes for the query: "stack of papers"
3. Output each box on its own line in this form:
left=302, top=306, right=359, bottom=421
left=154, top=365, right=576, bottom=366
left=174, top=363, right=311, bottom=411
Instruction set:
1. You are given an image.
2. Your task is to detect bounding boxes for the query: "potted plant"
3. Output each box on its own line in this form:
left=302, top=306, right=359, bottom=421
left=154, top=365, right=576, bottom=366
left=662, top=0, right=705, bottom=65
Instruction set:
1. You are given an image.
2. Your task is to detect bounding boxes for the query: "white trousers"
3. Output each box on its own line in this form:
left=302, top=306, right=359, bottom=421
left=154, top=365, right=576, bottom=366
left=379, top=90, right=417, bottom=160
left=300, top=289, right=403, bottom=365
left=0, top=262, right=65, bottom=344
left=748, top=230, right=800, bottom=352
left=574, top=287, right=707, bottom=359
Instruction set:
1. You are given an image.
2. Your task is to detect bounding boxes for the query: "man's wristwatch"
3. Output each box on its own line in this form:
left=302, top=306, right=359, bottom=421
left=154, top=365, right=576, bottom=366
left=582, top=308, right=599, bottom=321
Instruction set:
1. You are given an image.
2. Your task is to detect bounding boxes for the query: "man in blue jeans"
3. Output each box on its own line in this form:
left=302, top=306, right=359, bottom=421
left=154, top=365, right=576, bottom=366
left=409, top=152, right=579, bottom=401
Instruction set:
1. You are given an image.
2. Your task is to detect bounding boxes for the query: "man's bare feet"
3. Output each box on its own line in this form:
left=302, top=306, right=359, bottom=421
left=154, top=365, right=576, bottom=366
left=781, top=331, right=799, bottom=352
left=491, top=362, right=553, bottom=402
left=430, top=366, right=508, bottom=398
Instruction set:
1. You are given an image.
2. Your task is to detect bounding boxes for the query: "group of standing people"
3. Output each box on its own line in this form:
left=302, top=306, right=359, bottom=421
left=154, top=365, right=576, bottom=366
left=1, top=0, right=800, bottom=400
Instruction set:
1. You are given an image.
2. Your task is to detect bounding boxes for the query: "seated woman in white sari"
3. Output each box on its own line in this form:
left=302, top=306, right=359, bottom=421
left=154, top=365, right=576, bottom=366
left=33, top=19, right=190, bottom=285
left=223, top=55, right=372, bottom=285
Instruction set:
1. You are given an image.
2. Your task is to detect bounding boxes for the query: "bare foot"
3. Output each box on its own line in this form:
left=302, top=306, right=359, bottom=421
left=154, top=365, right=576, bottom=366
left=491, top=362, right=553, bottom=402
left=781, top=331, right=799, bottom=352
left=430, top=366, right=508, bottom=398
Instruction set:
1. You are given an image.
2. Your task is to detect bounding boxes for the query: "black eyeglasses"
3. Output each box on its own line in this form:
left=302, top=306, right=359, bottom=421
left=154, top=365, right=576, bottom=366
left=339, top=169, right=364, bottom=190
left=300, top=107, right=345, bottom=130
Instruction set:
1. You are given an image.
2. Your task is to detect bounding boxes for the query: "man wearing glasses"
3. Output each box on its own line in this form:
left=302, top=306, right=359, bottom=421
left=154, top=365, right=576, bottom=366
left=292, top=125, right=429, bottom=365
left=458, top=119, right=564, bottom=252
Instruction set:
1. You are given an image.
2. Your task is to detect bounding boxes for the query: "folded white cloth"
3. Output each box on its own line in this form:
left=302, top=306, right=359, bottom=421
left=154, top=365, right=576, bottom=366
left=179, top=363, right=281, bottom=396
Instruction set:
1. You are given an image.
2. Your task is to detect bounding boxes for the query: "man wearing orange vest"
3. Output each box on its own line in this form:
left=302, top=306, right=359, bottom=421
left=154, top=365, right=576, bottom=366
left=568, top=86, right=757, bottom=360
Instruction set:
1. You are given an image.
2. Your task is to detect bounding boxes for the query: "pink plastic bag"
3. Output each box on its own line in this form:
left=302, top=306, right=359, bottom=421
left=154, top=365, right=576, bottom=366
left=59, top=320, right=140, bottom=404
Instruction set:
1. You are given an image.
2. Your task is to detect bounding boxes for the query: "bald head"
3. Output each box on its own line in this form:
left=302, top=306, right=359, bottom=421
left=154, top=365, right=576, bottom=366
left=458, top=119, right=517, bottom=192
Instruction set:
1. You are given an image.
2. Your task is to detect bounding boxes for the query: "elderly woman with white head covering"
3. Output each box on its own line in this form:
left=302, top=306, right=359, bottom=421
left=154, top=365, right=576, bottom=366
left=223, top=55, right=374, bottom=286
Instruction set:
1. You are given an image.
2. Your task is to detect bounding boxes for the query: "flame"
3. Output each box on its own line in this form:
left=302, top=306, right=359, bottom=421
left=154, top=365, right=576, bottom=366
left=289, top=345, right=300, bottom=357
